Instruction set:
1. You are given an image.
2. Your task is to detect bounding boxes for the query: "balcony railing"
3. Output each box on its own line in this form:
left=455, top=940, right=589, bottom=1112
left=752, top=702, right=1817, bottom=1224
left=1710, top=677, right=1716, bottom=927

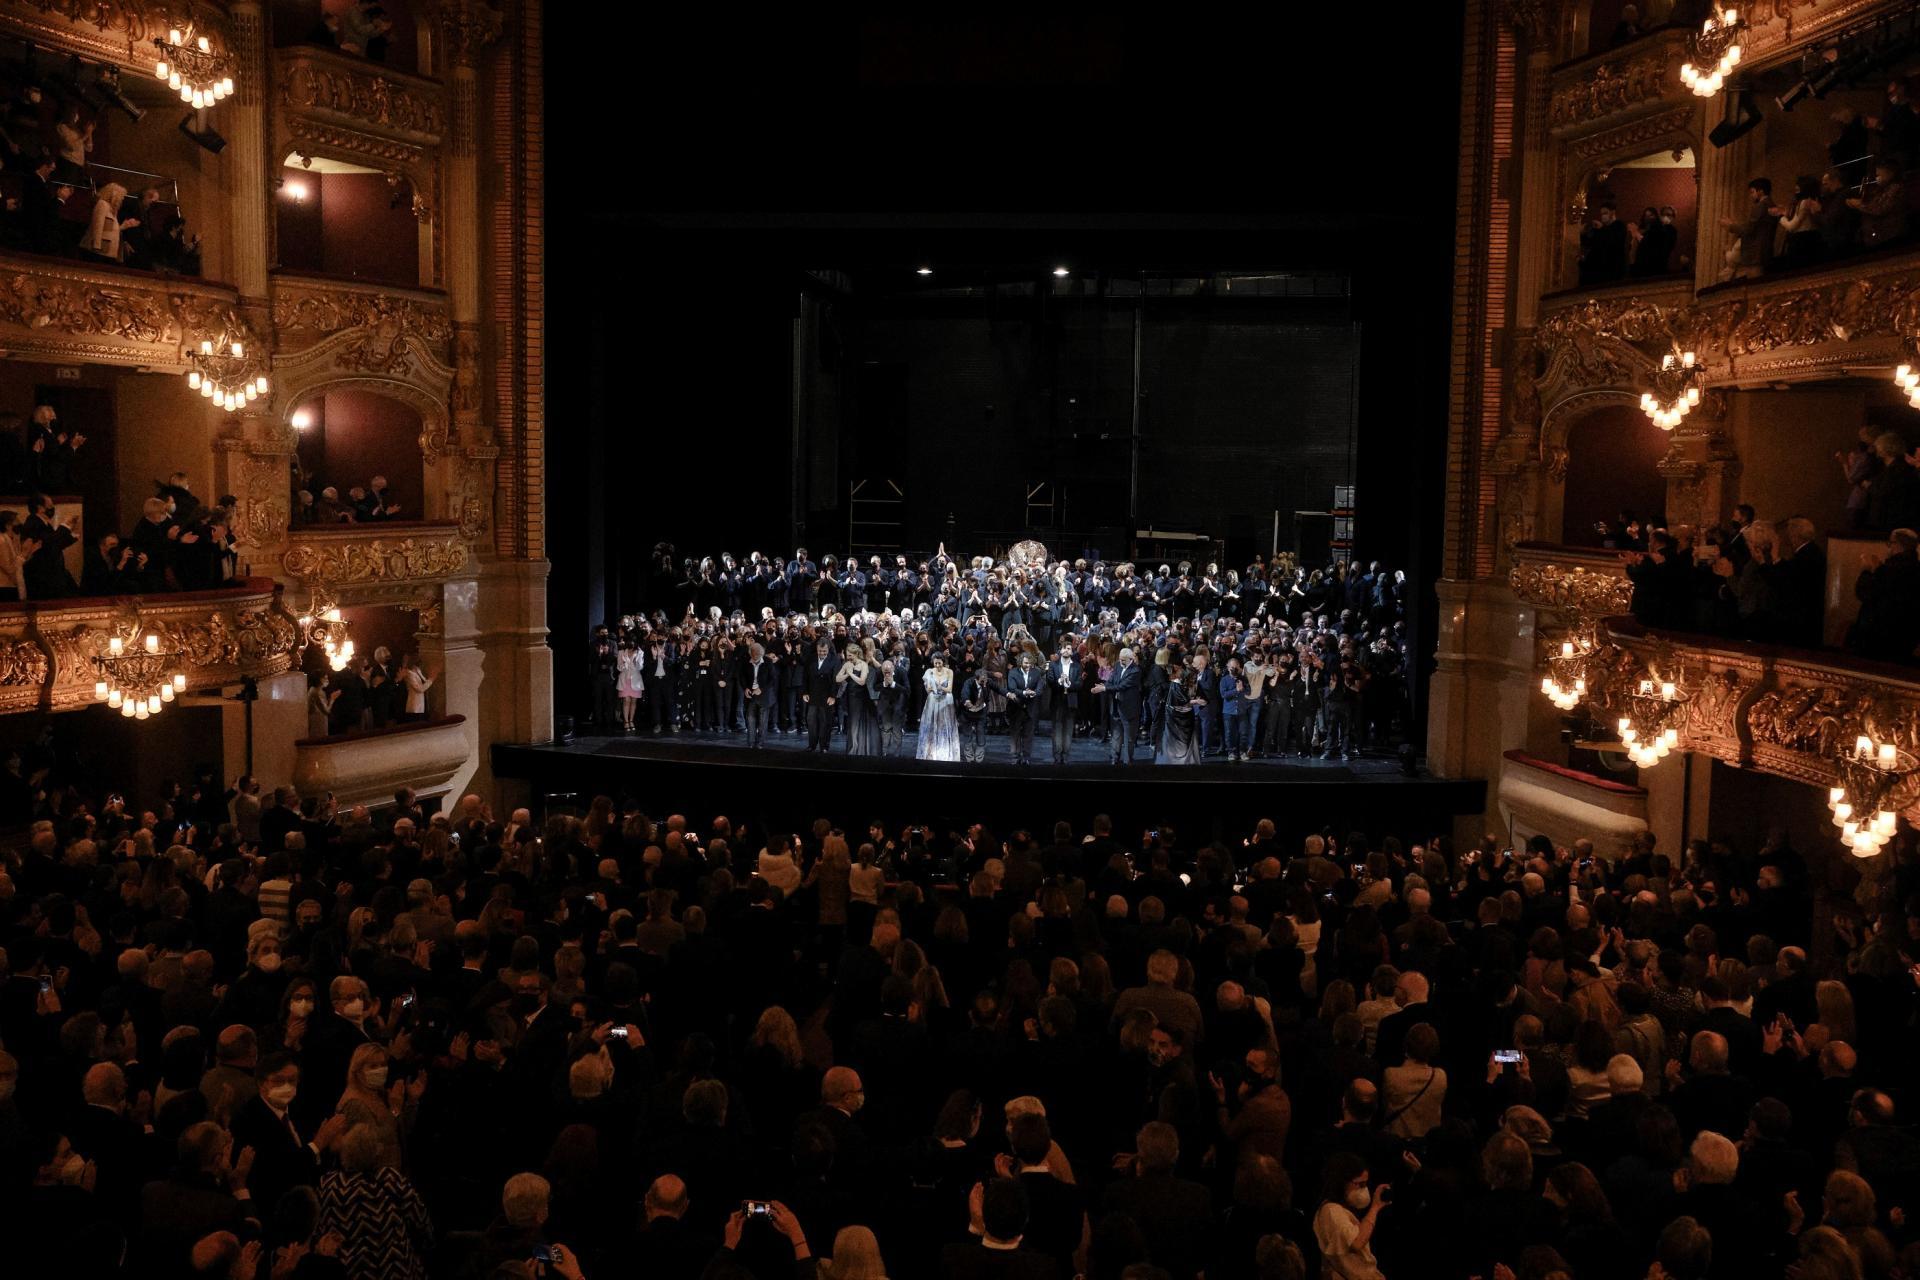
left=270, top=270, right=452, bottom=360
left=293, top=713, right=469, bottom=807
left=0, top=577, right=299, bottom=715
left=1547, top=26, right=1690, bottom=136
left=0, top=249, right=244, bottom=368
left=275, top=44, right=446, bottom=147
left=1508, top=541, right=1633, bottom=618
left=281, top=521, right=471, bottom=605
left=1601, top=616, right=1920, bottom=809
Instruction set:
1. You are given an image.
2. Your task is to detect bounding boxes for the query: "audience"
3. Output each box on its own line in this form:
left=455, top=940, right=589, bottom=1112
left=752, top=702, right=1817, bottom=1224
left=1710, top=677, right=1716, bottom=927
left=0, top=747, right=1913, bottom=1280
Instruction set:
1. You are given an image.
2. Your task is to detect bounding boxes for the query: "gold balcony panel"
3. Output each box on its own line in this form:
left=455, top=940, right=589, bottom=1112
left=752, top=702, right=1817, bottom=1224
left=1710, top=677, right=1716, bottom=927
left=276, top=45, right=446, bottom=147
left=0, top=1, right=234, bottom=77
left=1508, top=541, right=1633, bottom=617
left=282, top=520, right=472, bottom=607
left=0, top=251, right=244, bottom=369
left=1548, top=27, right=1691, bottom=138
left=0, top=577, right=299, bottom=716
left=270, top=270, right=452, bottom=364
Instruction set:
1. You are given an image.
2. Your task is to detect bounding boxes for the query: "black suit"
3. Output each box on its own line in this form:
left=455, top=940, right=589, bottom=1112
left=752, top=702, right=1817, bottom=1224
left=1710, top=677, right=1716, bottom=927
left=804, top=653, right=841, bottom=750
left=742, top=657, right=778, bottom=746
left=940, top=1241, right=1062, bottom=1280
left=1105, top=661, right=1143, bottom=763
left=1102, top=1170, right=1214, bottom=1280
left=22, top=513, right=76, bottom=599
left=1045, top=658, right=1080, bottom=763
left=231, top=1094, right=319, bottom=1214
left=1005, top=665, right=1043, bottom=764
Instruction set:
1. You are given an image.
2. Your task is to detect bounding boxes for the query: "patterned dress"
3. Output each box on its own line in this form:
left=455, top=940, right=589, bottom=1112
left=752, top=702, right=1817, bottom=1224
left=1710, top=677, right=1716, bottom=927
left=318, top=1167, right=434, bottom=1280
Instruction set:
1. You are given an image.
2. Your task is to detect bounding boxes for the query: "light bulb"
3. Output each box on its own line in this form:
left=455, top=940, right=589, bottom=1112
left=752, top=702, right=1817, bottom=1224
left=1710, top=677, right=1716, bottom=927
left=107, top=688, right=122, bottom=708
left=1857, top=734, right=1874, bottom=758
left=222, top=77, right=235, bottom=96
left=1879, top=742, right=1897, bottom=766
left=1834, top=802, right=1853, bottom=825
left=1686, top=384, right=1701, bottom=404
left=1830, top=785, right=1846, bottom=806
left=155, top=59, right=169, bottom=79
left=181, top=84, right=194, bottom=103
left=197, top=34, right=210, bottom=51
left=144, top=633, right=158, bottom=654
left=257, top=375, right=270, bottom=393
left=200, top=339, right=214, bottom=355
left=169, top=27, right=181, bottom=44
left=108, top=636, right=123, bottom=657
left=231, top=341, right=243, bottom=357
left=173, top=673, right=187, bottom=691
left=94, top=679, right=108, bottom=701
left=188, top=370, right=201, bottom=389
left=159, top=683, right=174, bottom=703
left=1541, top=677, right=1554, bottom=695
left=121, top=698, right=136, bottom=718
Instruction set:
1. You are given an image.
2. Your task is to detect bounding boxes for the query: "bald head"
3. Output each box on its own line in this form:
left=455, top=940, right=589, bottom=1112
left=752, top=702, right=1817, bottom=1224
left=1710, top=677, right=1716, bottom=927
left=822, top=1066, right=864, bottom=1109
left=83, top=1062, right=127, bottom=1109
left=645, top=1174, right=689, bottom=1221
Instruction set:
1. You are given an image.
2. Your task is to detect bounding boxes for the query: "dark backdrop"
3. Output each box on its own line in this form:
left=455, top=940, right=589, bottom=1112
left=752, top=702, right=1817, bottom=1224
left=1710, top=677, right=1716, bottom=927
left=545, top=10, right=1465, bottom=731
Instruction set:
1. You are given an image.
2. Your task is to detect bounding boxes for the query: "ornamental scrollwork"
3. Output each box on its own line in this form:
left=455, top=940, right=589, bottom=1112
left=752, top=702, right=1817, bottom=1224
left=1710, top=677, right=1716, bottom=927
left=1548, top=38, right=1682, bottom=131
left=0, top=638, right=48, bottom=686
left=273, top=285, right=452, bottom=359
left=281, top=55, right=446, bottom=140
left=282, top=534, right=470, bottom=588
left=1507, top=557, right=1633, bottom=616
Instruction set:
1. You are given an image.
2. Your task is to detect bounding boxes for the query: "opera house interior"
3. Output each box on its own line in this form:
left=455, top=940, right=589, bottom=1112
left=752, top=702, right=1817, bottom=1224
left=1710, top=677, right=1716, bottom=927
left=0, top=6, right=1917, bottom=1280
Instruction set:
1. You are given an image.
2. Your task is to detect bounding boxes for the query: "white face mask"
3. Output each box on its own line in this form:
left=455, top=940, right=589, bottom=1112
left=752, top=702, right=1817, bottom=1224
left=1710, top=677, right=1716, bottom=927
left=256, top=952, right=282, bottom=973
left=289, top=999, right=314, bottom=1018
left=265, top=1083, right=297, bottom=1108
left=362, top=1065, right=388, bottom=1089
left=1347, top=1187, right=1371, bottom=1212
left=341, top=999, right=367, bottom=1020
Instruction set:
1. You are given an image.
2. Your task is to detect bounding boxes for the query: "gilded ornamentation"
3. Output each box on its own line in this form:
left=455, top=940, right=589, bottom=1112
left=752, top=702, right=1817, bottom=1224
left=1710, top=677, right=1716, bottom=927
left=236, top=454, right=291, bottom=549
left=1508, top=556, right=1633, bottom=616
left=283, top=533, right=470, bottom=587
left=272, top=284, right=452, bottom=359
left=0, top=638, right=48, bottom=686
left=1567, top=107, right=1696, bottom=162
left=451, top=455, right=493, bottom=542
left=1549, top=38, right=1682, bottom=130
left=286, top=114, right=429, bottom=169
left=0, top=2, right=232, bottom=70
left=428, top=0, right=505, bottom=67
left=452, top=324, right=481, bottom=415
left=0, top=257, right=251, bottom=365
left=281, top=53, right=446, bottom=140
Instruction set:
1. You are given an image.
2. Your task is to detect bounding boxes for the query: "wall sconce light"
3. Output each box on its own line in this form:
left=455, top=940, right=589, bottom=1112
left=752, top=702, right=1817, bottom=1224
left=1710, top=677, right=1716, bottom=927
left=290, top=408, right=313, bottom=431
left=283, top=179, right=309, bottom=202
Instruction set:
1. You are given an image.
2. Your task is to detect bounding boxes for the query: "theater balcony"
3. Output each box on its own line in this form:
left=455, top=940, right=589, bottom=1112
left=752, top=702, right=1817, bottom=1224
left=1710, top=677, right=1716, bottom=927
left=0, top=576, right=298, bottom=716
left=0, top=249, right=245, bottom=369
left=281, top=518, right=471, bottom=608
left=292, top=712, right=470, bottom=807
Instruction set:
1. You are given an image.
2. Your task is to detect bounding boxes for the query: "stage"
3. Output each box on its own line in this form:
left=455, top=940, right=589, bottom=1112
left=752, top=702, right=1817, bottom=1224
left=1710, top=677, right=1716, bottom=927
left=491, top=728, right=1487, bottom=843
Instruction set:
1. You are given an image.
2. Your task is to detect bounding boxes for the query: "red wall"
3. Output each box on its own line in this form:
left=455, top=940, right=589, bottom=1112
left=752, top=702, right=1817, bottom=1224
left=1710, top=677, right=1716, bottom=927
left=275, top=166, right=419, bottom=285
left=1561, top=404, right=1672, bottom=544
left=340, top=603, right=421, bottom=669
left=1591, top=166, right=1697, bottom=275
left=294, top=388, right=424, bottom=517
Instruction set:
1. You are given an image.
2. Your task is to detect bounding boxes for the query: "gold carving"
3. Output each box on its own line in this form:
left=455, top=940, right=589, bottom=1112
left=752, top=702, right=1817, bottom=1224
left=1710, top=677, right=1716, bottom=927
left=287, top=114, right=429, bottom=170
left=1549, top=37, right=1683, bottom=131
left=0, top=255, right=250, bottom=366
left=0, top=2, right=233, bottom=71
left=452, top=324, right=480, bottom=415
left=427, top=0, right=505, bottom=67
left=1508, top=555, right=1633, bottom=616
left=281, top=52, right=446, bottom=141
left=0, top=582, right=299, bottom=714
left=237, top=454, right=292, bottom=549
left=272, top=282, right=452, bottom=359
left=1567, top=106, right=1696, bottom=162
left=283, top=533, right=470, bottom=587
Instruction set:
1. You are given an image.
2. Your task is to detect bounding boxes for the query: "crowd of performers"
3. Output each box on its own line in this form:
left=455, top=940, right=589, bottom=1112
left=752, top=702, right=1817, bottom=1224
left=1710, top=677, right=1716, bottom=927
left=586, top=544, right=1412, bottom=765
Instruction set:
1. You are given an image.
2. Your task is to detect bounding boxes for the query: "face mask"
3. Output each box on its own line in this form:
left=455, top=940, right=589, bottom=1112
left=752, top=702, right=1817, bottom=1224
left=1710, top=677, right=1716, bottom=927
left=266, top=1083, right=297, bottom=1108
left=362, top=1065, right=389, bottom=1089
left=1347, top=1187, right=1372, bottom=1212
left=340, top=999, right=367, bottom=1020
left=289, top=999, right=314, bottom=1017
left=257, top=953, right=282, bottom=973
left=1661, top=214, right=1674, bottom=224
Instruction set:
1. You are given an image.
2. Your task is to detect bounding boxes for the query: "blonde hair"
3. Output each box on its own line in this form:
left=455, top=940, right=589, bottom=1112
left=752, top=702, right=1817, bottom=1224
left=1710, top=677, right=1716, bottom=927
left=821, top=1226, right=887, bottom=1280
left=750, top=1006, right=805, bottom=1070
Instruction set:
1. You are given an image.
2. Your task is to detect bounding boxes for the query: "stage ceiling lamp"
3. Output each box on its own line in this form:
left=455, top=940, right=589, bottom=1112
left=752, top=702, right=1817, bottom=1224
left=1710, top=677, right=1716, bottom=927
left=178, top=111, right=226, bottom=154
left=916, top=266, right=933, bottom=275
left=1052, top=266, right=1070, bottom=277
left=1680, top=7, right=1744, bottom=97
left=1639, top=344, right=1704, bottom=431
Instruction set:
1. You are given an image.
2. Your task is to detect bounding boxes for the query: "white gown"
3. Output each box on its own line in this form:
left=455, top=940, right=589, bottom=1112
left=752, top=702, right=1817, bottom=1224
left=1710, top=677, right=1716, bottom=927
left=917, top=667, right=960, bottom=761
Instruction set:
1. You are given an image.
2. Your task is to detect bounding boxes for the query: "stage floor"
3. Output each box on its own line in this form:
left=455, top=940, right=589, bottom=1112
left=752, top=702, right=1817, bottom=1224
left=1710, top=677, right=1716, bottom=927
left=491, top=727, right=1487, bottom=838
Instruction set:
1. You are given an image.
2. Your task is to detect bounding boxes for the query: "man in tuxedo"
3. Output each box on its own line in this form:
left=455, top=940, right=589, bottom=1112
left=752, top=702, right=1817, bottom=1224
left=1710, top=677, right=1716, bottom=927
left=1098, top=647, right=1143, bottom=764
left=645, top=637, right=677, bottom=733
left=742, top=642, right=778, bottom=748
left=803, top=638, right=841, bottom=751
left=1045, top=642, right=1080, bottom=764
left=875, top=659, right=908, bottom=756
left=1005, top=651, right=1043, bottom=765
left=231, top=1053, right=338, bottom=1213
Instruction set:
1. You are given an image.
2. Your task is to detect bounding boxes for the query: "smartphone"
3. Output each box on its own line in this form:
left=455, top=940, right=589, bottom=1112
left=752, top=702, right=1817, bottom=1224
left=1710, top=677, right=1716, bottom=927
left=1494, top=1049, right=1523, bottom=1065
left=609, top=1026, right=629, bottom=1039
left=743, top=1200, right=773, bottom=1217
left=528, top=1245, right=555, bottom=1264
left=39, top=975, right=53, bottom=994
left=397, top=994, right=415, bottom=1009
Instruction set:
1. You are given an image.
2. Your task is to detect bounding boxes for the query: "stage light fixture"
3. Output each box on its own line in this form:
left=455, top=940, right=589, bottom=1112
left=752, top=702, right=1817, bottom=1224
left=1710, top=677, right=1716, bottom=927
left=1708, top=91, right=1762, bottom=148
left=916, top=266, right=932, bottom=275
left=178, top=111, right=226, bottom=154
left=95, top=64, right=144, bottom=122
left=1776, top=77, right=1813, bottom=111
left=1052, top=266, right=1070, bottom=277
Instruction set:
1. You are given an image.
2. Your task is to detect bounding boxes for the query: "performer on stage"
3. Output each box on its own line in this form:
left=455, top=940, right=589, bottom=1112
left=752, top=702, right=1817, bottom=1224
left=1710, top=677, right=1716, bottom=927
left=742, top=641, right=776, bottom=747
left=614, top=633, right=644, bottom=732
left=1046, top=641, right=1080, bottom=765
left=839, top=642, right=878, bottom=756
left=958, top=666, right=989, bottom=763
left=803, top=637, right=840, bottom=752
left=1159, top=658, right=1202, bottom=765
left=1097, top=646, right=1142, bottom=765
left=1005, top=650, right=1043, bottom=765
left=876, top=658, right=907, bottom=756
left=918, top=653, right=960, bottom=761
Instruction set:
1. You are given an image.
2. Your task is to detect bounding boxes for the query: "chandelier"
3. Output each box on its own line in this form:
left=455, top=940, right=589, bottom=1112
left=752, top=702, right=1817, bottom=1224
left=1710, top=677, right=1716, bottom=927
left=1540, top=631, right=1596, bottom=712
left=185, top=322, right=269, bottom=412
left=296, top=589, right=356, bottom=672
left=1680, top=7, right=1745, bottom=97
left=1639, top=346, right=1704, bottom=431
left=153, top=26, right=235, bottom=111
left=1615, top=673, right=1689, bottom=769
left=1828, top=733, right=1914, bottom=857
left=1892, top=357, right=1920, bottom=407
left=92, top=627, right=187, bottom=721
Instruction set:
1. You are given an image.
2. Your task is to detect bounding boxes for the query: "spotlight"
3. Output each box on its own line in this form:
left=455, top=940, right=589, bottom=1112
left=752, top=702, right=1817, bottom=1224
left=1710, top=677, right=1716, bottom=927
left=1052, top=266, right=1070, bottom=277
left=916, top=266, right=933, bottom=275
left=95, top=64, right=144, bottom=122
left=1776, top=78, right=1813, bottom=111
left=1708, top=91, right=1762, bottom=148
left=178, top=111, right=225, bottom=153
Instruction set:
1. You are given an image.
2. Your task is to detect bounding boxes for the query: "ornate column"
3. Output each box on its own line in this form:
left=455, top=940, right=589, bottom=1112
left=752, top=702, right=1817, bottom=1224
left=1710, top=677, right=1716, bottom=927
left=1657, top=391, right=1739, bottom=534
left=1691, top=107, right=1761, bottom=292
